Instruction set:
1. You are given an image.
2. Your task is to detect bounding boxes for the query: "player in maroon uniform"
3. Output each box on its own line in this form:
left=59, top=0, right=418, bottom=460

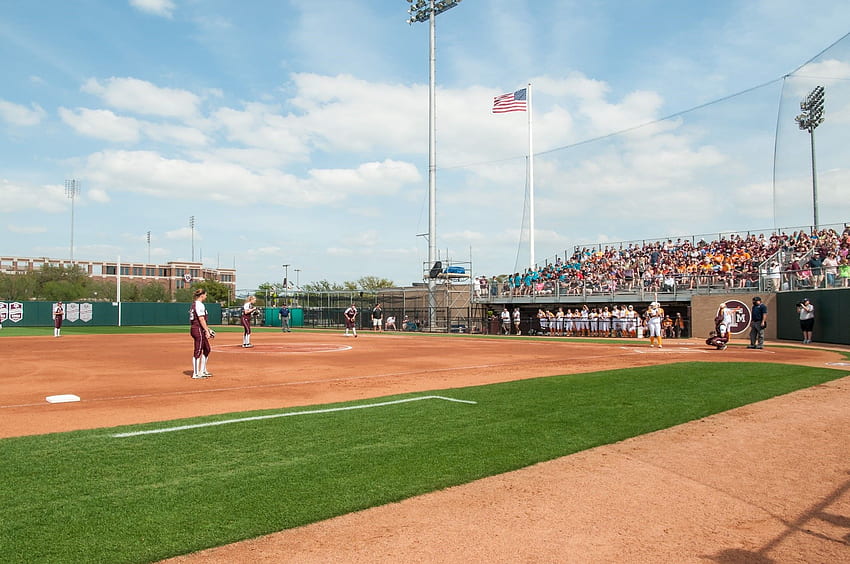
left=53, top=301, right=64, bottom=337
left=189, top=288, right=213, bottom=378
left=241, top=295, right=258, bottom=348
left=343, top=304, right=358, bottom=337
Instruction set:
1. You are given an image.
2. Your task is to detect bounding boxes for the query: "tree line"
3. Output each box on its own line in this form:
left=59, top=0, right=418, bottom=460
left=0, top=265, right=233, bottom=304
left=256, top=276, right=396, bottom=296
left=0, top=264, right=393, bottom=304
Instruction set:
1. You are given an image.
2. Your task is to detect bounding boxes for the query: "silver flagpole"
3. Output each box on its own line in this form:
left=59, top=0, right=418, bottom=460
left=527, top=83, right=535, bottom=270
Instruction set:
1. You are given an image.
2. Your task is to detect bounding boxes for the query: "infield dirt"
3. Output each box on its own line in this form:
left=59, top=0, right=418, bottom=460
left=2, top=331, right=849, bottom=562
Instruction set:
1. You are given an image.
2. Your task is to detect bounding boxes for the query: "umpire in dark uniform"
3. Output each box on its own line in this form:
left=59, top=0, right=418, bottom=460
left=747, top=296, right=768, bottom=349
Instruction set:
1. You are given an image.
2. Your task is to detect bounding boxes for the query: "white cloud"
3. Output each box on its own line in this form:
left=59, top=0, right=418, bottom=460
left=165, top=226, right=199, bottom=241
left=287, top=73, right=426, bottom=154
left=7, top=224, right=47, bottom=234
left=59, top=106, right=208, bottom=147
left=0, top=99, right=46, bottom=126
left=59, top=107, right=141, bottom=143
left=129, top=0, right=175, bottom=18
left=86, top=188, right=111, bottom=203
left=213, top=104, right=309, bottom=161
left=80, top=150, right=420, bottom=206
left=186, top=147, right=287, bottom=170
left=246, top=246, right=283, bottom=257
left=0, top=180, right=67, bottom=213
left=142, top=122, right=209, bottom=147
left=443, top=230, right=486, bottom=242
left=82, top=77, right=200, bottom=119
left=789, top=59, right=850, bottom=96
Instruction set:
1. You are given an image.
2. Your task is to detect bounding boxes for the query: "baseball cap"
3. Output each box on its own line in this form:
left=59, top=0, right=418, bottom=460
left=753, top=296, right=761, bottom=301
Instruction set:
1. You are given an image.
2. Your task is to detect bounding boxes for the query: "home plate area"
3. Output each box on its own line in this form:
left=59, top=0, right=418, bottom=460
left=213, top=343, right=352, bottom=354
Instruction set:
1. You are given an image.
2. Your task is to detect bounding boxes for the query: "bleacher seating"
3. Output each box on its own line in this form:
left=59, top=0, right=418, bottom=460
left=476, top=225, right=850, bottom=298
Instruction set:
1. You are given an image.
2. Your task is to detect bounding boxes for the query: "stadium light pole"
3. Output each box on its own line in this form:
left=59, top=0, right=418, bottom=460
left=294, top=268, right=301, bottom=289
left=146, top=231, right=151, bottom=264
left=795, top=85, right=825, bottom=231
left=405, top=0, right=462, bottom=332
left=282, top=264, right=290, bottom=298
left=189, top=216, right=196, bottom=262
left=65, top=179, right=81, bottom=263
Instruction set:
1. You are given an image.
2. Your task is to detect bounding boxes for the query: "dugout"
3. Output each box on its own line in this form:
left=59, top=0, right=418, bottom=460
left=0, top=301, right=222, bottom=327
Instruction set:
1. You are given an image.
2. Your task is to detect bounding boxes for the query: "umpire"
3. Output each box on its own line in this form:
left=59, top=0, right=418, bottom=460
left=747, top=296, right=768, bottom=349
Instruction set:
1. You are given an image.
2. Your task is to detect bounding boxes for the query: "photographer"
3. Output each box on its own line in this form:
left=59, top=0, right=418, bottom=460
left=797, top=297, right=814, bottom=344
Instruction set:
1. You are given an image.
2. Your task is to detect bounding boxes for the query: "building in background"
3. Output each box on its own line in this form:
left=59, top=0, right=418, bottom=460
left=0, top=256, right=236, bottom=300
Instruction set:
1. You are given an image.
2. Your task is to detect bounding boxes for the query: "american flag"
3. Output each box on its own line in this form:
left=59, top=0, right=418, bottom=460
left=492, top=88, right=527, bottom=113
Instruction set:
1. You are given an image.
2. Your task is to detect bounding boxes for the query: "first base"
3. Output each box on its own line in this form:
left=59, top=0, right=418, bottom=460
left=46, top=394, right=81, bottom=404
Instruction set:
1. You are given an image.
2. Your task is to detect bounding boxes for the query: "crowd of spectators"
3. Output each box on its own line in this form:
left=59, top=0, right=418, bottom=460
left=476, top=225, right=850, bottom=298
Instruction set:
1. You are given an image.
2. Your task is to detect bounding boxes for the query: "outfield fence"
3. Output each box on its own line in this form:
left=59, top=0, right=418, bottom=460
left=0, top=301, right=222, bottom=327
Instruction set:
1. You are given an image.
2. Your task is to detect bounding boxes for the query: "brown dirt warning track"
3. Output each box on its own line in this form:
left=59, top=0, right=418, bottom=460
left=2, top=330, right=849, bottom=563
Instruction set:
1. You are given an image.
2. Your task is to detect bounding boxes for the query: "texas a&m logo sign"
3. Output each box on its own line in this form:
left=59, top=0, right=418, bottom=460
left=723, top=300, right=751, bottom=334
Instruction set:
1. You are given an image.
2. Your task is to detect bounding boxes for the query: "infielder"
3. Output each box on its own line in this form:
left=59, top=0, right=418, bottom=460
left=53, top=301, right=64, bottom=337
left=241, top=295, right=258, bottom=348
left=344, top=304, right=358, bottom=337
left=189, top=288, right=213, bottom=378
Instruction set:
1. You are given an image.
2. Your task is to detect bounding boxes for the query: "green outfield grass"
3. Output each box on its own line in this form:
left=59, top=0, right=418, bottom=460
left=1, top=361, right=846, bottom=563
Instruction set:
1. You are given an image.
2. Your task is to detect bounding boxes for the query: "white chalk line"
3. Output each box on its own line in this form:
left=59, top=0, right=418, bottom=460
left=623, top=346, right=709, bottom=354
left=111, top=395, right=477, bottom=438
left=212, top=343, right=352, bottom=354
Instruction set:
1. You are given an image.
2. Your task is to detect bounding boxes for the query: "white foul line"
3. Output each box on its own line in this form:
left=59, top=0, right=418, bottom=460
left=111, top=395, right=477, bottom=438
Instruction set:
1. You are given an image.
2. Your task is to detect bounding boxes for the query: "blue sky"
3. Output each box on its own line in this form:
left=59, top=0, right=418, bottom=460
left=2, top=0, right=850, bottom=291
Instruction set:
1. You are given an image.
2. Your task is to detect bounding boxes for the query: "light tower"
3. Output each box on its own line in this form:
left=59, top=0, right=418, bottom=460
left=189, top=216, right=195, bottom=262
left=65, top=179, right=81, bottom=263
left=795, top=85, right=825, bottom=230
left=404, top=0, right=462, bottom=331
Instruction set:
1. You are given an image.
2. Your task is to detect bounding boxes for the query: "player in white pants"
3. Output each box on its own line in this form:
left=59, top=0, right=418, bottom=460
left=646, top=301, right=664, bottom=348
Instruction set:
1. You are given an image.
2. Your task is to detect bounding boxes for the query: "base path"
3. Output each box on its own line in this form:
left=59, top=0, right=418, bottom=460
left=2, top=331, right=848, bottom=562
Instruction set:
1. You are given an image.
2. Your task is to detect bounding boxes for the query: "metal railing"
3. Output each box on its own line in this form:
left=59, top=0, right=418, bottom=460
left=474, top=271, right=762, bottom=304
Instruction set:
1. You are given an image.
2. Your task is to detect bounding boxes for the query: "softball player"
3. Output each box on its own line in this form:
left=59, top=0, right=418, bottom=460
left=344, top=304, right=358, bottom=337
left=53, top=301, right=64, bottom=337
left=241, top=295, right=258, bottom=348
left=190, top=288, right=213, bottom=378
left=646, top=301, right=664, bottom=348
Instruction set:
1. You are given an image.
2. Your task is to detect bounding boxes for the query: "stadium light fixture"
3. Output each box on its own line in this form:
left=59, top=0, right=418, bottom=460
left=404, top=0, right=461, bottom=331
left=65, top=179, right=81, bottom=263
left=795, top=85, right=825, bottom=230
left=189, top=216, right=196, bottom=262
